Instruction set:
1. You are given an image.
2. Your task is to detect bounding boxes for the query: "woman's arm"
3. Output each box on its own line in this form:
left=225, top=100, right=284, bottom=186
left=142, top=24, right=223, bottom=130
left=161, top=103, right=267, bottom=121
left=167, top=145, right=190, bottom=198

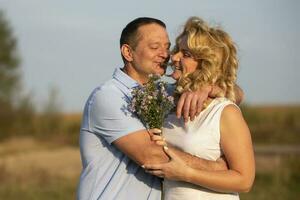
left=144, top=104, right=255, bottom=193
left=185, top=105, right=255, bottom=192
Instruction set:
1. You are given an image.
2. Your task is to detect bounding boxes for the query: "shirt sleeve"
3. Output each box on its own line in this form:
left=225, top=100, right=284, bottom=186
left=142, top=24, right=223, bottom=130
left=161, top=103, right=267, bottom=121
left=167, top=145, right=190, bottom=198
left=88, top=86, right=145, bottom=144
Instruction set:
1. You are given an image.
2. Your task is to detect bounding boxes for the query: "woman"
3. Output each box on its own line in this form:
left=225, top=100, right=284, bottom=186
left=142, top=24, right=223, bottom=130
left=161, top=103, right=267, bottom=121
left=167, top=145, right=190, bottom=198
left=144, top=17, right=255, bottom=199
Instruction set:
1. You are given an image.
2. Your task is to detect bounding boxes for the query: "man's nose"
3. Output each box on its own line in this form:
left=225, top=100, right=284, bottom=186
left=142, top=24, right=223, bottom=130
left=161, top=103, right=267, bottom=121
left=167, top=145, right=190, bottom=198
left=159, top=49, right=170, bottom=59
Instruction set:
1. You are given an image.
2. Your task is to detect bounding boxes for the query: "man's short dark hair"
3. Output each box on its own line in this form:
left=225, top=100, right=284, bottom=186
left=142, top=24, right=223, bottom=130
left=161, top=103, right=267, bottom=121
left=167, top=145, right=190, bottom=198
left=120, top=17, right=166, bottom=63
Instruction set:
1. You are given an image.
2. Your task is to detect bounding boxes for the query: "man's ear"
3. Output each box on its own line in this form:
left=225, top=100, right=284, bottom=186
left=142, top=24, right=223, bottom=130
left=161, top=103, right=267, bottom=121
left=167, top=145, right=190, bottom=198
left=121, top=44, right=133, bottom=62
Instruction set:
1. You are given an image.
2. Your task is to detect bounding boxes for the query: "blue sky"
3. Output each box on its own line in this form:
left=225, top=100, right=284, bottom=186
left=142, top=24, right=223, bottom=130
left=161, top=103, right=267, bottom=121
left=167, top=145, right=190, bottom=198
left=1, top=0, right=299, bottom=112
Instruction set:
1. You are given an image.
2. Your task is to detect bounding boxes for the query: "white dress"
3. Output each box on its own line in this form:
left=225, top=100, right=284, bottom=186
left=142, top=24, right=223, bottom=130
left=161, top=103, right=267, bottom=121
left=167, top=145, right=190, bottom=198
left=162, top=98, right=239, bottom=200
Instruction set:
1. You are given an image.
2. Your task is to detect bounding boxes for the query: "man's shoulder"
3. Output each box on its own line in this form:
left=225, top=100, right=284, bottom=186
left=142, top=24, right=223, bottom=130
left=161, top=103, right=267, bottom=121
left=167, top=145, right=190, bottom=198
left=82, top=79, right=121, bottom=109
left=87, top=78, right=127, bottom=109
left=93, top=79, right=123, bottom=97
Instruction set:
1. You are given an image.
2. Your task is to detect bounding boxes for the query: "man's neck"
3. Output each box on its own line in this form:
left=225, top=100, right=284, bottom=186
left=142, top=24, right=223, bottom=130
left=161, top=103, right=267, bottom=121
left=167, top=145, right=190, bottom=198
left=123, top=65, right=148, bottom=85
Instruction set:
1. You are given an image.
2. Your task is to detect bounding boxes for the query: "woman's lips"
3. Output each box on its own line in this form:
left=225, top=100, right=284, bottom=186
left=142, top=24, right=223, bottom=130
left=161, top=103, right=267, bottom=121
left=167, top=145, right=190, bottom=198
left=171, top=69, right=182, bottom=80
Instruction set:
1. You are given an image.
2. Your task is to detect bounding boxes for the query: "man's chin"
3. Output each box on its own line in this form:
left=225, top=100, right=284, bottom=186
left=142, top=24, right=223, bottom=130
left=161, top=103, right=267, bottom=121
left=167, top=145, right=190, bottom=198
left=154, top=67, right=165, bottom=76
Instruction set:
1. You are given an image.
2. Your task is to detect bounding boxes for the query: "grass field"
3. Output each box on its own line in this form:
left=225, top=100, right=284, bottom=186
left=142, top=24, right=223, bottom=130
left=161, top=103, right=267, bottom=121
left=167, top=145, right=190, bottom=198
left=0, top=137, right=80, bottom=200
left=0, top=105, right=299, bottom=199
left=0, top=137, right=299, bottom=200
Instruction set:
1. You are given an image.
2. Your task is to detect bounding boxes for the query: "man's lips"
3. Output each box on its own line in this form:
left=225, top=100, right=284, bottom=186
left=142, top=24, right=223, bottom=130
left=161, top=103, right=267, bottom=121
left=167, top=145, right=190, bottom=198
left=155, top=62, right=167, bottom=69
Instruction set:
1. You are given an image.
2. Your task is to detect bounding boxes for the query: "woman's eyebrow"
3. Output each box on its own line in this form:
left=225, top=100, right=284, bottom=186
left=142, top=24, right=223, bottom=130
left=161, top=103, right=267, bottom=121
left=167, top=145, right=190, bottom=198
left=181, top=49, right=192, bottom=54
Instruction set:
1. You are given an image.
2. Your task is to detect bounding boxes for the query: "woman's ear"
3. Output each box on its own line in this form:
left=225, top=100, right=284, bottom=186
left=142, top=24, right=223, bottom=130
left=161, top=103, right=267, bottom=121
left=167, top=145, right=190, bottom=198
left=121, top=44, right=133, bottom=62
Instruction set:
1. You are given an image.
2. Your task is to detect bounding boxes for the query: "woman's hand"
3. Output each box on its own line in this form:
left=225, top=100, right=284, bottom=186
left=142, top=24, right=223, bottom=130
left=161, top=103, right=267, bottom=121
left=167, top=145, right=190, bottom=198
left=143, top=146, right=191, bottom=181
left=147, top=128, right=167, bottom=146
left=151, top=134, right=167, bottom=146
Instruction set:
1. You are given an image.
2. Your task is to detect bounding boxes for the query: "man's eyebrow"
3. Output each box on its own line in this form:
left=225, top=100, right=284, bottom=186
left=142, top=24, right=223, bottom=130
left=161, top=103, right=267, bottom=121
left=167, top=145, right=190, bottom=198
left=149, top=42, right=160, bottom=45
left=148, top=42, right=171, bottom=48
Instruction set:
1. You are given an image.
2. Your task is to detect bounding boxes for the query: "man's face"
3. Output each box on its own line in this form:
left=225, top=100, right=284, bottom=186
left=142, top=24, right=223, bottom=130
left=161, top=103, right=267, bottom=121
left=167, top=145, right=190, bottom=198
left=131, top=23, right=170, bottom=81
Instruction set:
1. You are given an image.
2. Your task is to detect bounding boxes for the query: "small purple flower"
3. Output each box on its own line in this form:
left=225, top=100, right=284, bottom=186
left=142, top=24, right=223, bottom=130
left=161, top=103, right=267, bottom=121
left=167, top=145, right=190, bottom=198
left=128, top=74, right=175, bottom=129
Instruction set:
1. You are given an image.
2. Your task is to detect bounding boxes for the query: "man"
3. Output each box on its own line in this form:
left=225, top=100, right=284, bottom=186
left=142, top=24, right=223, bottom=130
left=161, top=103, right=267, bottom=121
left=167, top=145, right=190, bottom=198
left=77, top=17, right=226, bottom=200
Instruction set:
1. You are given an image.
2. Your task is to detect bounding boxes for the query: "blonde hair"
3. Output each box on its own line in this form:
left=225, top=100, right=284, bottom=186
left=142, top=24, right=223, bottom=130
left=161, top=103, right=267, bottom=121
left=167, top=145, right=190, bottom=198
left=174, top=17, right=238, bottom=102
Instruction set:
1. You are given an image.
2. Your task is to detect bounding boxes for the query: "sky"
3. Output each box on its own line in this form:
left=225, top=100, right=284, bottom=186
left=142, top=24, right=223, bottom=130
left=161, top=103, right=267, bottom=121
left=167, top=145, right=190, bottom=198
left=1, top=0, right=300, bottom=112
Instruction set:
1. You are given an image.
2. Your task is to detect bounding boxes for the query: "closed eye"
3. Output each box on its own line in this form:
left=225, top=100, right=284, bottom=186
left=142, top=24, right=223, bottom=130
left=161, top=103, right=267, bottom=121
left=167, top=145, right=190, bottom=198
left=150, top=46, right=159, bottom=50
left=181, top=49, right=193, bottom=58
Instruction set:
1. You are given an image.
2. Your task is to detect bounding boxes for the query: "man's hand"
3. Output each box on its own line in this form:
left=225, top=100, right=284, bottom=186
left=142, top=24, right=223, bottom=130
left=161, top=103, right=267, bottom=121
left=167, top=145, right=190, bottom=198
left=234, top=85, right=244, bottom=105
left=147, top=130, right=229, bottom=171
left=176, top=84, right=245, bottom=122
left=215, top=156, right=228, bottom=171
left=177, top=86, right=211, bottom=122
left=143, top=147, right=229, bottom=181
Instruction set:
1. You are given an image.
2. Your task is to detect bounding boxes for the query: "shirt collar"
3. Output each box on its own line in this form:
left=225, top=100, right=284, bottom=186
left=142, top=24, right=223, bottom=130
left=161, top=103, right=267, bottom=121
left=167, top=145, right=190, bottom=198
left=113, top=67, right=140, bottom=89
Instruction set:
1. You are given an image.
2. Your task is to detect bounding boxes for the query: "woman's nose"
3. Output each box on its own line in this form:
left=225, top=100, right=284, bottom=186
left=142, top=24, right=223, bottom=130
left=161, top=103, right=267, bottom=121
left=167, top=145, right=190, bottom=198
left=171, top=52, right=180, bottom=62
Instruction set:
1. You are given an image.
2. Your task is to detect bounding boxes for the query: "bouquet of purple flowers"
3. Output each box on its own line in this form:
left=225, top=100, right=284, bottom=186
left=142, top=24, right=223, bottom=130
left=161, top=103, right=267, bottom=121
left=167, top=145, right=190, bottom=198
left=128, top=74, right=175, bottom=129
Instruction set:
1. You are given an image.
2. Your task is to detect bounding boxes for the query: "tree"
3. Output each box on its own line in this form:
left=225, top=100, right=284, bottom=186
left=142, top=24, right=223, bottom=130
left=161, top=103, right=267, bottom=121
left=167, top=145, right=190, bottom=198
left=0, top=11, right=63, bottom=140
left=0, top=10, right=20, bottom=104
left=0, top=10, right=21, bottom=137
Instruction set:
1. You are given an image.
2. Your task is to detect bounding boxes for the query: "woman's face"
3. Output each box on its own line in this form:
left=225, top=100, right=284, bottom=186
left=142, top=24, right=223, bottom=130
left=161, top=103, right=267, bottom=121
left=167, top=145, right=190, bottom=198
left=170, top=35, right=198, bottom=80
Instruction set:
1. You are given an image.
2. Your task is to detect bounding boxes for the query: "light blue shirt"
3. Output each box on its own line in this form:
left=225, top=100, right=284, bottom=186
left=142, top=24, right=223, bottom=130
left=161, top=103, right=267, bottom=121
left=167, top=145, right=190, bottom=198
left=77, top=68, right=162, bottom=200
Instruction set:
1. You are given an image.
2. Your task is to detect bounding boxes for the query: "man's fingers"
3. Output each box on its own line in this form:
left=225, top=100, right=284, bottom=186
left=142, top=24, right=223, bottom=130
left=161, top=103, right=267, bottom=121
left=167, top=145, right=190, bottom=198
left=143, top=163, right=165, bottom=178
left=145, top=169, right=164, bottom=178
left=195, top=95, right=205, bottom=116
left=195, top=100, right=203, bottom=116
left=216, top=156, right=228, bottom=170
left=183, top=93, right=193, bottom=122
left=178, top=89, right=210, bottom=122
left=142, top=164, right=162, bottom=170
left=176, top=93, right=186, bottom=118
left=189, top=95, right=198, bottom=121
